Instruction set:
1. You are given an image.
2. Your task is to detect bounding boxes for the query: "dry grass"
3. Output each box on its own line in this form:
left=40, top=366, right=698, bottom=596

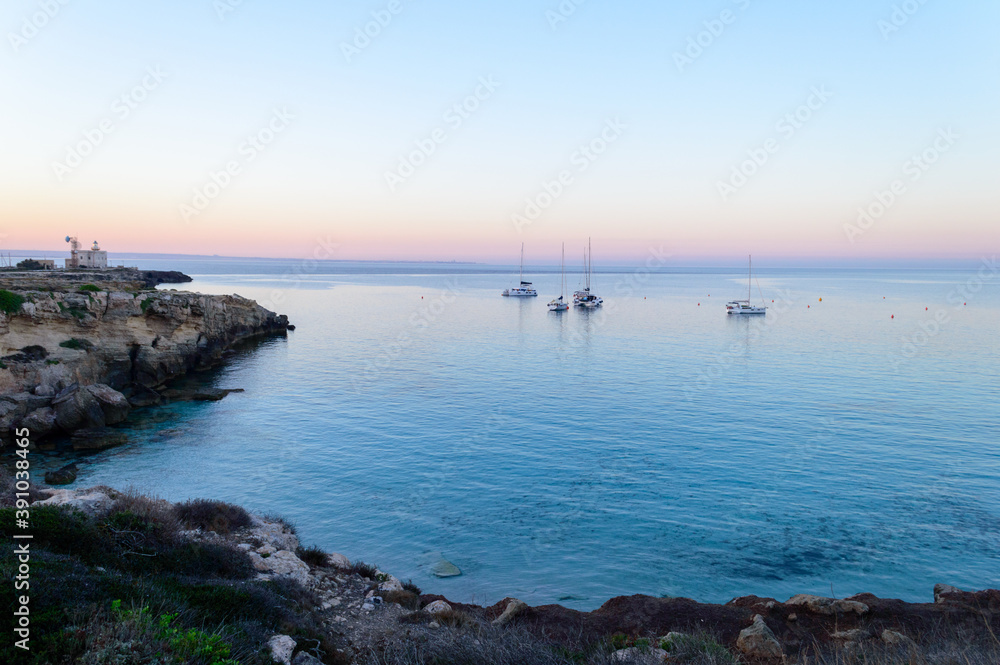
left=173, top=498, right=253, bottom=535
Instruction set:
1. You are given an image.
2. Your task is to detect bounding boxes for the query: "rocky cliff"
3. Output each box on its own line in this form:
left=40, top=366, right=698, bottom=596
left=0, top=271, right=289, bottom=446
left=5, top=479, right=999, bottom=665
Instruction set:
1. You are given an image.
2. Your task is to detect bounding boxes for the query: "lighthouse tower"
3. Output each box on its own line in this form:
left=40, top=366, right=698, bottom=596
left=64, top=236, right=108, bottom=269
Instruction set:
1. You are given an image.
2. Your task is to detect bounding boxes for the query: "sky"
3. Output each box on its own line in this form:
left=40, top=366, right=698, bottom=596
left=1, top=0, right=998, bottom=264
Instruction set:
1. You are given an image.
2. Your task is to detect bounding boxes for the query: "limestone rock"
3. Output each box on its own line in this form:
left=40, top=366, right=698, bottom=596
left=267, top=634, right=296, bottom=665
left=34, top=384, right=56, bottom=397
left=934, top=583, right=963, bottom=603
left=492, top=598, right=528, bottom=626
left=610, top=647, right=668, bottom=664
left=250, top=515, right=299, bottom=551
left=254, top=550, right=310, bottom=585
left=291, top=652, right=324, bottom=665
left=432, top=557, right=462, bottom=578
left=20, top=407, right=59, bottom=439
left=54, top=387, right=105, bottom=431
left=83, top=384, right=131, bottom=425
left=786, top=594, right=868, bottom=615
left=424, top=600, right=452, bottom=615
left=881, top=629, right=917, bottom=649
left=44, top=463, right=78, bottom=485
left=248, top=552, right=271, bottom=572
left=736, top=614, right=783, bottom=659
left=71, top=427, right=127, bottom=451
left=378, top=575, right=404, bottom=592
left=36, top=487, right=113, bottom=514
left=326, top=552, right=350, bottom=568
left=0, top=398, right=28, bottom=438
left=127, top=384, right=162, bottom=408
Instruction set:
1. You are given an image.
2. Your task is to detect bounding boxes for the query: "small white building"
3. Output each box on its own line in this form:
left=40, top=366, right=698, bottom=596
left=65, top=238, right=108, bottom=269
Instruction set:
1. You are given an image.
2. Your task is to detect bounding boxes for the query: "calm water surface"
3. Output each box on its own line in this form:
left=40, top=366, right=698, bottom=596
left=34, top=262, right=1000, bottom=608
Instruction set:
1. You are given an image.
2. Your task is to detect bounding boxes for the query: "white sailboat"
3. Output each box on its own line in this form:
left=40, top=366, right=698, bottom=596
left=502, top=243, right=538, bottom=297
left=548, top=243, right=569, bottom=311
left=573, top=238, right=603, bottom=308
left=726, top=254, right=767, bottom=315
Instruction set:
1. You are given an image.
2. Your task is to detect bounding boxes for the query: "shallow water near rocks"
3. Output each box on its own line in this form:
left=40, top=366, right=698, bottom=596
left=32, top=261, right=1000, bottom=609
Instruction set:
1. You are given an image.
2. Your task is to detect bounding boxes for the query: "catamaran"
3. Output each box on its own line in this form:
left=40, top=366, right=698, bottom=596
left=726, top=254, right=767, bottom=315
left=573, top=238, right=603, bottom=308
left=548, top=243, right=569, bottom=311
left=502, top=243, right=538, bottom=297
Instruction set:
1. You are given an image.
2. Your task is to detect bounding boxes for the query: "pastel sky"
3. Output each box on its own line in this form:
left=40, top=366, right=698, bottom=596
left=1, top=0, right=997, bottom=263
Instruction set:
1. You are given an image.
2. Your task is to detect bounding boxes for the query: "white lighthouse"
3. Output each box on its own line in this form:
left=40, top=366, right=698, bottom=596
left=64, top=236, right=108, bottom=269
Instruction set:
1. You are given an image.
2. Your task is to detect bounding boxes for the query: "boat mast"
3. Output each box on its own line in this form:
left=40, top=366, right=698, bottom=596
left=587, top=238, right=592, bottom=290
left=748, top=254, right=752, bottom=302
left=560, top=243, right=565, bottom=297
left=519, top=243, right=524, bottom=284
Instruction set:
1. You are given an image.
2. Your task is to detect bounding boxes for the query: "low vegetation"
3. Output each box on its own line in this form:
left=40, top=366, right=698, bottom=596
left=0, top=288, right=25, bottom=314
left=77, top=283, right=101, bottom=292
left=0, top=471, right=342, bottom=664
left=59, top=337, right=95, bottom=351
left=173, top=498, right=254, bottom=535
left=297, top=544, right=332, bottom=567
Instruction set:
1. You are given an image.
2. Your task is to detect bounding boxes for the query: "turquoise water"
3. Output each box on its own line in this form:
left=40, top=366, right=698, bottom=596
left=34, top=262, right=1000, bottom=608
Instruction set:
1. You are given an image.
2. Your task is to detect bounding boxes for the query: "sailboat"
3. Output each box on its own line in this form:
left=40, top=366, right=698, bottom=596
left=573, top=238, right=603, bottom=308
left=726, top=254, right=767, bottom=315
left=548, top=244, right=569, bottom=311
left=501, top=243, right=538, bottom=297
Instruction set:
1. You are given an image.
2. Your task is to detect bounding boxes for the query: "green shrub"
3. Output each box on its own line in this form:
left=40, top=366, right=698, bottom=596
left=381, top=589, right=420, bottom=610
left=349, top=560, right=379, bottom=579
left=296, top=544, right=330, bottom=568
left=0, top=289, right=24, bottom=314
left=660, top=632, right=737, bottom=664
left=173, top=499, right=253, bottom=535
left=59, top=338, right=94, bottom=351
left=403, top=578, right=422, bottom=595
left=78, top=284, right=101, bottom=292
left=140, top=298, right=152, bottom=312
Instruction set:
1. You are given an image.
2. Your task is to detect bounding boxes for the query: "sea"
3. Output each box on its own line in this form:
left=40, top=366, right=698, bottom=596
left=27, top=257, right=1000, bottom=609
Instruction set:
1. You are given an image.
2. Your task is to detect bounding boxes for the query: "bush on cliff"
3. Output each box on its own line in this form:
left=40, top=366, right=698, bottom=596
left=59, top=337, right=95, bottom=351
left=0, top=288, right=25, bottom=314
left=0, top=470, right=342, bottom=664
left=174, top=499, right=254, bottom=535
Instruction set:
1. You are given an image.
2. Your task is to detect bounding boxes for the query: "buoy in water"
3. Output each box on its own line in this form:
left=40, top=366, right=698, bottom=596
left=891, top=314, right=894, bottom=319
left=819, top=298, right=822, bottom=302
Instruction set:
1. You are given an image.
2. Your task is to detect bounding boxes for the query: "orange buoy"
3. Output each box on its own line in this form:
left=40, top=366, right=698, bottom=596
left=819, top=298, right=822, bottom=302
left=807, top=305, right=810, bottom=308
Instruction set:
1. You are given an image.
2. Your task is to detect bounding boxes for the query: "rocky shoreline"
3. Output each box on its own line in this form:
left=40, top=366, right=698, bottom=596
left=0, top=269, right=290, bottom=450
left=9, top=482, right=1000, bottom=665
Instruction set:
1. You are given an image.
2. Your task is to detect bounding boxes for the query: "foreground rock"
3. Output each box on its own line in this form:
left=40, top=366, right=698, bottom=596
left=736, top=614, right=782, bottom=659
left=71, top=427, right=128, bottom=451
left=20, top=484, right=1000, bottom=665
left=0, top=272, right=290, bottom=445
left=43, top=463, right=78, bottom=485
